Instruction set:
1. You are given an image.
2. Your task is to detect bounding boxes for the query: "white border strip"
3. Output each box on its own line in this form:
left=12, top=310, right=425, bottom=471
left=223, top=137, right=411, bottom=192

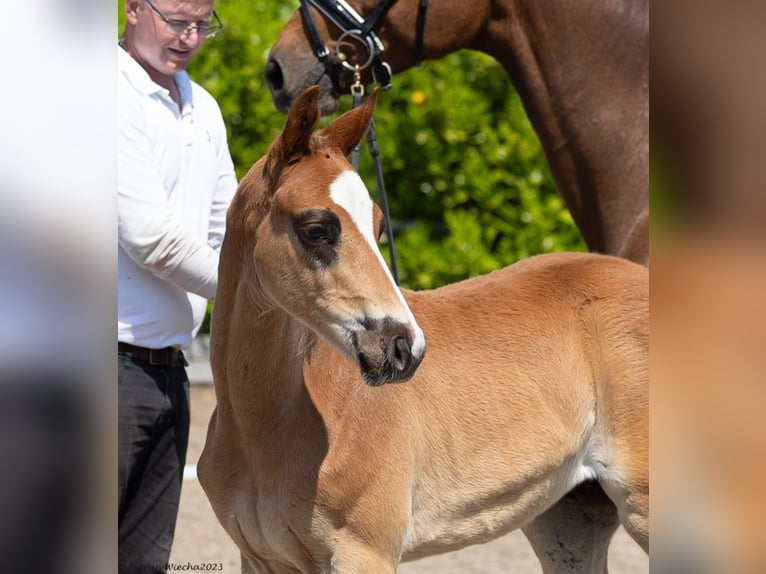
left=183, top=464, right=198, bottom=481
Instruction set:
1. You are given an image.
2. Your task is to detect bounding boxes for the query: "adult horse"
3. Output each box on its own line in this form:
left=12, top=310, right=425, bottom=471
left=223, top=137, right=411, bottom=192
left=264, top=0, right=649, bottom=265
left=198, top=86, right=649, bottom=573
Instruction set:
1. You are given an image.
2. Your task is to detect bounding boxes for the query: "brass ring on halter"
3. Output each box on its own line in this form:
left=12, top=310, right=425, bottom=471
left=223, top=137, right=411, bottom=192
left=334, top=30, right=375, bottom=72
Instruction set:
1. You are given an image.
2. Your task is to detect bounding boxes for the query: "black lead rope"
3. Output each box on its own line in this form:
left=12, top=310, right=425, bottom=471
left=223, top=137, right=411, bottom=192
left=350, top=69, right=365, bottom=170
left=367, top=119, right=400, bottom=285
left=349, top=70, right=400, bottom=285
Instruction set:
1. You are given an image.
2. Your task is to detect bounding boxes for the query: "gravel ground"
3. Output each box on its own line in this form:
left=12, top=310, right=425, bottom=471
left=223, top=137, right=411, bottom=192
left=170, top=382, right=648, bottom=573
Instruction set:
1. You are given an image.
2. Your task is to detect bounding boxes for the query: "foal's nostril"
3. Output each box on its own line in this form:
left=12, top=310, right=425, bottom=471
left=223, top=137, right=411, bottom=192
left=356, top=318, right=423, bottom=385
left=389, top=335, right=412, bottom=373
left=264, top=59, right=284, bottom=92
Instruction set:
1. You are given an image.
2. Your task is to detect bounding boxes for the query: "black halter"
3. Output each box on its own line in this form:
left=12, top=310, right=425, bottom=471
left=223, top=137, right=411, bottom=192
left=299, top=0, right=429, bottom=94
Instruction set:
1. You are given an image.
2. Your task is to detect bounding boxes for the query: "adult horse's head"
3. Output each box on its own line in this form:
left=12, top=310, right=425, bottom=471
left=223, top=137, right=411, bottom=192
left=264, top=0, right=650, bottom=265
left=265, top=0, right=448, bottom=115
left=234, top=86, right=425, bottom=385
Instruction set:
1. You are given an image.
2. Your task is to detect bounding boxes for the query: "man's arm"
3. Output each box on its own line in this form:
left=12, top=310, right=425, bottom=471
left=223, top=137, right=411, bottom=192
left=118, top=98, right=220, bottom=300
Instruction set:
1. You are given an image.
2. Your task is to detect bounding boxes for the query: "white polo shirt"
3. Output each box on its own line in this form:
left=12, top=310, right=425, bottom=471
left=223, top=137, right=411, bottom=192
left=118, top=46, right=237, bottom=350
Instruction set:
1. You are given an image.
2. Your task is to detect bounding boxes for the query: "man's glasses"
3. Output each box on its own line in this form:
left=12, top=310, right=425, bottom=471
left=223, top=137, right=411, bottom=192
left=145, top=0, right=223, bottom=39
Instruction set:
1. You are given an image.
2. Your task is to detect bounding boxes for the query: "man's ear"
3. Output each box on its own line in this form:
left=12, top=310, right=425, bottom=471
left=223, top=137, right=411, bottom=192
left=125, top=0, right=141, bottom=25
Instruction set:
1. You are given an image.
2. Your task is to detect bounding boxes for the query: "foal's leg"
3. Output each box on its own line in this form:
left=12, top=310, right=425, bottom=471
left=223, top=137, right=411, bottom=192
left=241, top=553, right=306, bottom=574
left=240, top=553, right=260, bottom=574
left=603, top=475, right=649, bottom=553
left=329, top=545, right=398, bottom=574
left=522, top=481, right=620, bottom=574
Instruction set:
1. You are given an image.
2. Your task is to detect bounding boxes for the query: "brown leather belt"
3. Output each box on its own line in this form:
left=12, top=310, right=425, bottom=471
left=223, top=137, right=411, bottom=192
left=118, top=342, right=188, bottom=367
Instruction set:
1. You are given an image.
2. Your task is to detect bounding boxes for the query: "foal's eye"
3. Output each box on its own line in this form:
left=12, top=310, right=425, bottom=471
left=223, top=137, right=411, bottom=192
left=295, top=210, right=340, bottom=244
left=300, top=223, right=332, bottom=245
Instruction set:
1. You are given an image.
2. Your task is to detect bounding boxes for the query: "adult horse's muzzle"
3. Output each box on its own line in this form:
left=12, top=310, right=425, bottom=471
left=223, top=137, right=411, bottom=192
left=264, top=56, right=340, bottom=116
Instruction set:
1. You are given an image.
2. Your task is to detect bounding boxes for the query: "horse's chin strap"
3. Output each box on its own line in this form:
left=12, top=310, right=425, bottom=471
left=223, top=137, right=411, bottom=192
left=300, top=0, right=343, bottom=96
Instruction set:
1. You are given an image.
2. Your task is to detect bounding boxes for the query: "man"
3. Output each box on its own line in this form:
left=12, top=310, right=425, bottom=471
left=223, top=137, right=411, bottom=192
left=117, top=0, right=236, bottom=571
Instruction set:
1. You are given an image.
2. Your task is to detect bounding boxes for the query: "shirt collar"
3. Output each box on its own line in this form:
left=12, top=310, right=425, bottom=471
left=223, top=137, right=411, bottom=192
left=118, top=44, right=194, bottom=112
left=175, top=71, right=193, bottom=115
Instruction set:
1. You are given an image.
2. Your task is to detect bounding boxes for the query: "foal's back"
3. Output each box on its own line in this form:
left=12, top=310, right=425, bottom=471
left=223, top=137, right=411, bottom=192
left=406, top=251, right=647, bottom=406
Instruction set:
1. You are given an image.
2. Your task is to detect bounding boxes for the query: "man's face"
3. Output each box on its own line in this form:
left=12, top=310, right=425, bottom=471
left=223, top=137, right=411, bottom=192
left=125, top=0, right=215, bottom=86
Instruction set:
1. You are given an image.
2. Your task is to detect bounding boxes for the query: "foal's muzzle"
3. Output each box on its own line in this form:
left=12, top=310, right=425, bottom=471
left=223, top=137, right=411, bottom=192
left=353, top=317, right=424, bottom=386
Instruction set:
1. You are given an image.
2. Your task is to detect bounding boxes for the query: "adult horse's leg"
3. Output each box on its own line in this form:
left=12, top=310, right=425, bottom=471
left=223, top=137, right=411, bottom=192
left=521, top=481, right=619, bottom=574
left=619, top=207, right=650, bottom=266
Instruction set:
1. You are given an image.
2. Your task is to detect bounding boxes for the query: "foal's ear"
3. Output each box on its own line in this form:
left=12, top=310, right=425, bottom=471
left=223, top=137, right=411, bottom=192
left=319, top=88, right=379, bottom=157
left=265, top=86, right=321, bottom=179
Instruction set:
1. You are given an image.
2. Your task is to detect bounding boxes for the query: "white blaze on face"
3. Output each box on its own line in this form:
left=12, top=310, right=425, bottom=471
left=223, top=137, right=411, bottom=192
left=329, top=170, right=426, bottom=357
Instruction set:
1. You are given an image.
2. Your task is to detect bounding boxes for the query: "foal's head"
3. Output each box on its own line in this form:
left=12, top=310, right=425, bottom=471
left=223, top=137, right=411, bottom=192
left=244, top=86, right=425, bottom=385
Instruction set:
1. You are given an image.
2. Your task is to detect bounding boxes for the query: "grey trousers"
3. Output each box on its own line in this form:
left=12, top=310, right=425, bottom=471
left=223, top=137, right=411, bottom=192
left=118, top=354, right=190, bottom=574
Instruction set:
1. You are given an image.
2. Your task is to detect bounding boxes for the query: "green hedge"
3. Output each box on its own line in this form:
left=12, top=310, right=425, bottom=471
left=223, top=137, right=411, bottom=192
left=119, top=0, right=585, bottom=331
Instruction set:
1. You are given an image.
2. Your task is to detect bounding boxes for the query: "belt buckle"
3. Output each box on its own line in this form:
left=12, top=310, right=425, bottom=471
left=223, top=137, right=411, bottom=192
left=148, top=348, right=167, bottom=366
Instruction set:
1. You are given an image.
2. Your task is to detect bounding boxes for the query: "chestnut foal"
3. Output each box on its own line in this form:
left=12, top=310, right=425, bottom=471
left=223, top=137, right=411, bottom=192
left=199, top=87, right=648, bottom=573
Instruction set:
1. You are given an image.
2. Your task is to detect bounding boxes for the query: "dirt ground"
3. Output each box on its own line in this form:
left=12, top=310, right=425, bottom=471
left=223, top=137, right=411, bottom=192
left=170, top=384, right=648, bottom=573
